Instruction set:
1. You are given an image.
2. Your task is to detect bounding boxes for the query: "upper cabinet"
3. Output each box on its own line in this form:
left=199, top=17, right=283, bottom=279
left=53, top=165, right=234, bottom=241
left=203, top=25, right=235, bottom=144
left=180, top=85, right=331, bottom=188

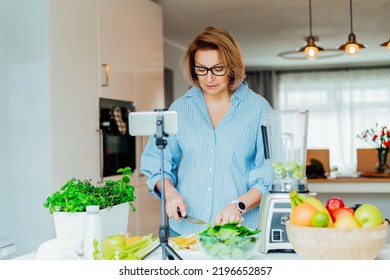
left=98, top=0, right=136, bottom=102
left=133, top=0, right=165, bottom=111
left=98, top=0, right=164, bottom=108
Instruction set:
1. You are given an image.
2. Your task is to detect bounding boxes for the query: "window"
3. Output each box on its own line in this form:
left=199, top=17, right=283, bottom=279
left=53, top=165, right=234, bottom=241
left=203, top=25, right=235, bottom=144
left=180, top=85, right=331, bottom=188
left=277, top=68, right=390, bottom=173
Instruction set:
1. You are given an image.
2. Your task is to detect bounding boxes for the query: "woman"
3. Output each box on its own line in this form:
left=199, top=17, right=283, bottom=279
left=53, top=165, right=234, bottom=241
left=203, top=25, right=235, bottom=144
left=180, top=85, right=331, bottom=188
left=141, top=26, right=273, bottom=236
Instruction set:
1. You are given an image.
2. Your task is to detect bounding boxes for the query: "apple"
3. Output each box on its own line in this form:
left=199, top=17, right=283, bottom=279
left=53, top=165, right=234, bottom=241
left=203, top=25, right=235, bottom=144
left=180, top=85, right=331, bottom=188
left=325, top=197, right=345, bottom=215
left=354, top=204, right=383, bottom=228
left=102, top=234, right=126, bottom=258
left=331, top=207, right=354, bottom=222
left=333, top=215, right=360, bottom=229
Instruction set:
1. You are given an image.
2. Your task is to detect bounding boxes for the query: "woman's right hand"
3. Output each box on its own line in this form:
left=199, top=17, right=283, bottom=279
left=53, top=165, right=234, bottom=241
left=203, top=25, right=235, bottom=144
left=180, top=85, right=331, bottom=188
left=165, top=188, right=187, bottom=222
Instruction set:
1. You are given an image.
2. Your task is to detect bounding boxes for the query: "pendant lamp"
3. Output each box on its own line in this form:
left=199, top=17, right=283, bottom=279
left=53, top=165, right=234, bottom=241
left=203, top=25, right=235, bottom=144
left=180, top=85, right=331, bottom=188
left=338, top=0, right=366, bottom=56
left=380, top=38, right=390, bottom=50
left=278, top=0, right=342, bottom=60
left=301, top=0, right=321, bottom=60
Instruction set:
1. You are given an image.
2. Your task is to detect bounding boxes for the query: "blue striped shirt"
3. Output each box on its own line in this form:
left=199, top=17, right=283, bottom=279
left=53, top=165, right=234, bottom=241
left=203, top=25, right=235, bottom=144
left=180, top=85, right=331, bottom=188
left=140, top=82, right=274, bottom=235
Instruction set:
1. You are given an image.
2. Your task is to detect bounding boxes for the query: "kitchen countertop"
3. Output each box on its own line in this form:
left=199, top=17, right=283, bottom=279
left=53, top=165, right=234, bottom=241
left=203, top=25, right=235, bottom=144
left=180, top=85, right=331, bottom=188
left=11, top=244, right=390, bottom=260
left=308, top=177, right=390, bottom=193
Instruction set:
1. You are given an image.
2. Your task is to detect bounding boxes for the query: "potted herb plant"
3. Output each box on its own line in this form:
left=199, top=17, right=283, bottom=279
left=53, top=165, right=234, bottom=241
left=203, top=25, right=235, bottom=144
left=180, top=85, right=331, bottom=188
left=43, top=167, right=136, bottom=240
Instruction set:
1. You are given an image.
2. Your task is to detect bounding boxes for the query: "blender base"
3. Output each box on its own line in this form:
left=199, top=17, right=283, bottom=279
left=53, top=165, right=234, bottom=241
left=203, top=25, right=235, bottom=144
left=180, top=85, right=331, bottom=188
left=258, top=191, right=315, bottom=254
left=258, top=192, right=293, bottom=254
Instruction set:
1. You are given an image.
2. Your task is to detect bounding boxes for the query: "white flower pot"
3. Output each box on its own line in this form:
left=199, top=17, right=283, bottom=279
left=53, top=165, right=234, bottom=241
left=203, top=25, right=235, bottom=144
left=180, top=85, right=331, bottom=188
left=53, top=203, right=129, bottom=241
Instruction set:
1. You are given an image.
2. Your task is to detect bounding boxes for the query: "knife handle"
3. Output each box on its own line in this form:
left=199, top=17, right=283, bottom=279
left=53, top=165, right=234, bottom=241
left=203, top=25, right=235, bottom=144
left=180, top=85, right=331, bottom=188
left=177, top=209, right=186, bottom=218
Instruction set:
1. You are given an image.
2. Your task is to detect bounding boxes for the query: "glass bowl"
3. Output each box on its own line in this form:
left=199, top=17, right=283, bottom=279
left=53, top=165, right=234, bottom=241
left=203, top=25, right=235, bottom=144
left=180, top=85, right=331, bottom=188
left=196, top=231, right=261, bottom=260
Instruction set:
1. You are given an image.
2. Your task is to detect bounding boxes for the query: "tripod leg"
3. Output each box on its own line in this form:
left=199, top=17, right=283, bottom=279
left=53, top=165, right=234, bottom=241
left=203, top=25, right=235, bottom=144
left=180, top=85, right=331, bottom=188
left=163, top=244, right=183, bottom=260
left=141, top=244, right=161, bottom=260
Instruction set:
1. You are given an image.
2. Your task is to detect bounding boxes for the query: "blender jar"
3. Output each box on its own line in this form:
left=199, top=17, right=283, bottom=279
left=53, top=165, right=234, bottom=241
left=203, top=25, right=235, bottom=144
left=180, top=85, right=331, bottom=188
left=263, top=110, right=309, bottom=192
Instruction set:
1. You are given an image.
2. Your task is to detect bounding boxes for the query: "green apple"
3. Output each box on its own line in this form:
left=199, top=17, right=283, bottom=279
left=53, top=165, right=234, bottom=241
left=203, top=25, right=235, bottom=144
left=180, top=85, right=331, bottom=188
left=102, top=234, right=126, bottom=259
left=354, top=204, right=383, bottom=228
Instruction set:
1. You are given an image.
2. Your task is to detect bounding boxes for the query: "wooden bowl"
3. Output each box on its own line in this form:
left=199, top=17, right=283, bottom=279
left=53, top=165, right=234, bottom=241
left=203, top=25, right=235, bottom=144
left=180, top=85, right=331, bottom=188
left=286, top=220, right=389, bottom=260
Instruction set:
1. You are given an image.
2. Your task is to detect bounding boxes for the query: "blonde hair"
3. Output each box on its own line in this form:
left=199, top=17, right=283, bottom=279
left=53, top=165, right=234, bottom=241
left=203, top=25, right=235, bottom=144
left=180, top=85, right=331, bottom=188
left=181, top=26, right=245, bottom=92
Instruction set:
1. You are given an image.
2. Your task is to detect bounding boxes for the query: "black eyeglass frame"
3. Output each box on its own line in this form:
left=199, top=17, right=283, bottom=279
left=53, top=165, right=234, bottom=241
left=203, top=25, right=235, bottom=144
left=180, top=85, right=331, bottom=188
left=193, top=66, right=227, bottom=76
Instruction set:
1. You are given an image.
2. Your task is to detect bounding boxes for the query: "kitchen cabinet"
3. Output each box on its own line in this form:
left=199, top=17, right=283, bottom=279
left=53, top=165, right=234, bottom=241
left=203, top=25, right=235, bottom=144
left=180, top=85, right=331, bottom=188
left=98, top=0, right=165, bottom=108
left=98, top=0, right=136, bottom=102
left=1, top=0, right=164, bottom=258
left=50, top=0, right=101, bottom=187
left=127, top=184, right=161, bottom=237
left=133, top=0, right=165, bottom=112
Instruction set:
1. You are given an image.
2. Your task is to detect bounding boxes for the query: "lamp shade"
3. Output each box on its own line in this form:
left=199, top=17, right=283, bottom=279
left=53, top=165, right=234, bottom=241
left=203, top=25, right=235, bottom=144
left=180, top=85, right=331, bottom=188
left=339, top=33, right=366, bottom=56
left=380, top=39, right=390, bottom=50
left=298, top=36, right=324, bottom=60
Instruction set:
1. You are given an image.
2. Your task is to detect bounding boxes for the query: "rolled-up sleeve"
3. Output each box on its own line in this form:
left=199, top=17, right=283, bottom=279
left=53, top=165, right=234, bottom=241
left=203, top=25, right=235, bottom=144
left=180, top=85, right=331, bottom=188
left=140, top=132, right=182, bottom=198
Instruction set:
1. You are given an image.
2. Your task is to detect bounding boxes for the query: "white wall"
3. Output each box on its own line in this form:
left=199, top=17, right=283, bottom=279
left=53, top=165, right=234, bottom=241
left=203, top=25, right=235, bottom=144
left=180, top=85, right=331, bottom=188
left=163, top=40, right=190, bottom=101
left=0, top=0, right=54, bottom=256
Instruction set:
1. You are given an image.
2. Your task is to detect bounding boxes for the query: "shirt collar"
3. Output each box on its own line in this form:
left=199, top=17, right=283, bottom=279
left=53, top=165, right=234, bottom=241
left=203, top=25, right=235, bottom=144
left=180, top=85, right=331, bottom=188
left=231, top=82, right=249, bottom=102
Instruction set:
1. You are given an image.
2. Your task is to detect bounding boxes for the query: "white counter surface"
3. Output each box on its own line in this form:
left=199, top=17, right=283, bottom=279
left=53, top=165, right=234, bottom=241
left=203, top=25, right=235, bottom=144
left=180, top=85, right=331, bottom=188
left=11, top=244, right=390, bottom=260
left=308, top=178, right=390, bottom=193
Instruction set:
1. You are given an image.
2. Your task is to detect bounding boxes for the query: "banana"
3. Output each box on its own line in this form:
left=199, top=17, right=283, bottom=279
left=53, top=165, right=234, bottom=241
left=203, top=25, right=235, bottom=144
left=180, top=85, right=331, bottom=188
left=289, top=190, right=333, bottom=227
left=290, top=197, right=297, bottom=209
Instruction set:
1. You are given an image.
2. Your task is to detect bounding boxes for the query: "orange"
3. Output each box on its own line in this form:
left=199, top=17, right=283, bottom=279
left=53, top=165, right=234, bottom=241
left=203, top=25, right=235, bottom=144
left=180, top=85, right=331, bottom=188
left=290, top=203, right=318, bottom=226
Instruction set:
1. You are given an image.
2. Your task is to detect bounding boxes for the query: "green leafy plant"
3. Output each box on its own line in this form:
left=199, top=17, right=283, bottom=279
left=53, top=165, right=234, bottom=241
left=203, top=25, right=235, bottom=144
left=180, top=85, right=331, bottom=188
left=43, top=167, right=136, bottom=213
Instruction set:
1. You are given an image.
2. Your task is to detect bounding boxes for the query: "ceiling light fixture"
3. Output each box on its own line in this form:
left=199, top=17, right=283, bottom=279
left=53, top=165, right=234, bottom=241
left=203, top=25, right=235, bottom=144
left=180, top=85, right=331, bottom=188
left=338, top=0, right=366, bottom=56
left=278, top=0, right=343, bottom=60
left=380, top=38, right=390, bottom=50
left=301, top=0, right=321, bottom=60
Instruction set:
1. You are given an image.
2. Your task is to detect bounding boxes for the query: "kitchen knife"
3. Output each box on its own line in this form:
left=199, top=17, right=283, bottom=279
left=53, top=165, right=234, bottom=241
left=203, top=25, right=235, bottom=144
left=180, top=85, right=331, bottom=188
left=177, top=210, right=207, bottom=225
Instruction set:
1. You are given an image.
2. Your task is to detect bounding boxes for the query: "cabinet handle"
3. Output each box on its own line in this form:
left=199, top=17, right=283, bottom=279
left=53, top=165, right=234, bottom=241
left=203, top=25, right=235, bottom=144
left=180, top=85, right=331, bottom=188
left=97, top=129, right=104, bottom=184
left=101, top=64, right=109, bottom=87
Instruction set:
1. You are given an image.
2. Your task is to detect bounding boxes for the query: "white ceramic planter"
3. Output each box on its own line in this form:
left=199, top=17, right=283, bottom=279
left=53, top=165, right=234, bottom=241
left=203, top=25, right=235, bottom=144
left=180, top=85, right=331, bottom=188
left=53, top=203, right=129, bottom=241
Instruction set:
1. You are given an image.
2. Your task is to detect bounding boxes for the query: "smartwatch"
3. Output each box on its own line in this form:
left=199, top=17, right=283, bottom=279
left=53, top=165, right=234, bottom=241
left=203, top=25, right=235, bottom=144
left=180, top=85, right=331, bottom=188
left=230, top=200, right=247, bottom=214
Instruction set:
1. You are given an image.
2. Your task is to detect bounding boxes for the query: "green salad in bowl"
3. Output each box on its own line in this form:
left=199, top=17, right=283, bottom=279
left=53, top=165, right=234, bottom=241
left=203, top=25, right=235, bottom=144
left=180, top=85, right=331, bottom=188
left=196, top=222, right=261, bottom=260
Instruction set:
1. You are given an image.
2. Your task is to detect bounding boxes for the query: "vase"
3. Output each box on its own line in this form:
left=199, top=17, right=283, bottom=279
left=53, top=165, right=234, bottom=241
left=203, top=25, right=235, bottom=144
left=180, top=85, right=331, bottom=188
left=376, top=148, right=389, bottom=174
left=53, top=202, right=130, bottom=242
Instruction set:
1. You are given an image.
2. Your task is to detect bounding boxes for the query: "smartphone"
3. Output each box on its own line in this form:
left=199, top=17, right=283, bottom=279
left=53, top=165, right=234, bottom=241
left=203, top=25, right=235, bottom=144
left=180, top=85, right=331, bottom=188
left=128, top=111, right=178, bottom=136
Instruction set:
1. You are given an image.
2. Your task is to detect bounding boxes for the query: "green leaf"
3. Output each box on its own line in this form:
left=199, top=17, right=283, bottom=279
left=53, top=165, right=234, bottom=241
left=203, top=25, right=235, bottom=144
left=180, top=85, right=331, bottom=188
left=43, top=167, right=136, bottom=213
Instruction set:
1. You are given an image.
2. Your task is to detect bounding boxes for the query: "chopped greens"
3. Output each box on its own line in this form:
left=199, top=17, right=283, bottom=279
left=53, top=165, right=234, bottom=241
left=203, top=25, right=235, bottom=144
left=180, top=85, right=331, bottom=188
left=272, top=161, right=304, bottom=179
left=43, top=167, right=136, bottom=213
left=197, top=222, right=261, bottom=260
left=93, top=234, right=159, bottom=260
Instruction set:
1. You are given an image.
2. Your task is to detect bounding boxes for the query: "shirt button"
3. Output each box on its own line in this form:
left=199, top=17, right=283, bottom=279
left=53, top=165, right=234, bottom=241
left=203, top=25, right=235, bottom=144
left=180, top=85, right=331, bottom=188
left=209, top=168, right=212, bottom=171
left=210, top=149, right=213, bottom=152
left=207, top=208, right=210, bottom=212
left=208, top=188, right=211, bottom=191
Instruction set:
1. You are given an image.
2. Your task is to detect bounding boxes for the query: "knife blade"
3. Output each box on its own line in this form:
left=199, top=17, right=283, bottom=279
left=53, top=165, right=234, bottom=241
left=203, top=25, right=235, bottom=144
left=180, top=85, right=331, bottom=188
left=177, top=210, right=207, bottom=225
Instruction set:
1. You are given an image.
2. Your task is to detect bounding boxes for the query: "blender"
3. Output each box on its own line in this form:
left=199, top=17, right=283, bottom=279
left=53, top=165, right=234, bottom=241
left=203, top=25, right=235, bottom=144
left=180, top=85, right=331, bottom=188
left=258, top=110, right=314, bottom=253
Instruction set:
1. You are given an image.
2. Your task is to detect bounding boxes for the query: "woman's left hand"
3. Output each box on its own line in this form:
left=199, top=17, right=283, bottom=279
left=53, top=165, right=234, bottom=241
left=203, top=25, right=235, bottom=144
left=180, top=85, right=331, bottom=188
left=215, top=203, right=243, bottom=225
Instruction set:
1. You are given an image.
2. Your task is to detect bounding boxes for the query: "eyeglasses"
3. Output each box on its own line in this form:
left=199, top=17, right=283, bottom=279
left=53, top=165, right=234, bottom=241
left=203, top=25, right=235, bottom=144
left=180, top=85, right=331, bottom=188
left=193, top=66, right=227, bottom=76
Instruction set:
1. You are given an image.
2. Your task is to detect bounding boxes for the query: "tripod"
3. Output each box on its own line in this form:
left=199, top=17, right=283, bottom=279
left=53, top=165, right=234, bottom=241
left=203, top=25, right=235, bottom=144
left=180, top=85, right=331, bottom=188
left=144, top=110, right=182, bottom=260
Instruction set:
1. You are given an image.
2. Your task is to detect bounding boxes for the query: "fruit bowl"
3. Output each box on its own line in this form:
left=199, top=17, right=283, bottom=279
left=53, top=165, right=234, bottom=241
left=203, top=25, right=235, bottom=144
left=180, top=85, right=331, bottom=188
left=196, top=232, right=262, bottom=260
left=286, top=220, right=389, bottom=260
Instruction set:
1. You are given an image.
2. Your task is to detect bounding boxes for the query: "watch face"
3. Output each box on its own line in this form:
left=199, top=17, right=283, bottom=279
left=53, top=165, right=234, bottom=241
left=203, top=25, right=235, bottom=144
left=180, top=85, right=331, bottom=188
left=238, top=201, right=246, bottom=211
